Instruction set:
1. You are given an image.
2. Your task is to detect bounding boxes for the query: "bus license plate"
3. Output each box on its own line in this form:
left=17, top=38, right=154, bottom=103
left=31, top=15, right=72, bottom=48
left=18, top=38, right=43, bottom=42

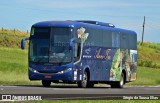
left=44, top=75, right=52, bottom=78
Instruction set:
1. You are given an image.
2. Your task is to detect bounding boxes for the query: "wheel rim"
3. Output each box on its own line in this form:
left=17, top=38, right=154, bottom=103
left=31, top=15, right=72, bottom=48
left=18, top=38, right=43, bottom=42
left=82, top=72, right=87, bottom=86
left=120, top=74, right=124, bottom=86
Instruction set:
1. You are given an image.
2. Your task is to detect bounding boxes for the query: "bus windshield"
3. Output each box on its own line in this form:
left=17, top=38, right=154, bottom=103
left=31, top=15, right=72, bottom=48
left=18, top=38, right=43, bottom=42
left=29, top=27, right=72, bottom=64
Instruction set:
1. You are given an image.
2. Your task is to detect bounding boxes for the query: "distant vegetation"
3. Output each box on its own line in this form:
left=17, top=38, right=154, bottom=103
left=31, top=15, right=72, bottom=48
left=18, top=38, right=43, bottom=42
left=138, top=41, right=160, bottom=69
left=0, top=28, right=29, bottom=48
left=138, top=41, right=160, bottom=50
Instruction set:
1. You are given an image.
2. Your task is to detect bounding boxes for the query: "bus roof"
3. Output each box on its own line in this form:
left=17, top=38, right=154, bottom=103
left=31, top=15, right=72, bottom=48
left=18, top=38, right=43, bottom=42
left=32, top=20, right=136, bottom=35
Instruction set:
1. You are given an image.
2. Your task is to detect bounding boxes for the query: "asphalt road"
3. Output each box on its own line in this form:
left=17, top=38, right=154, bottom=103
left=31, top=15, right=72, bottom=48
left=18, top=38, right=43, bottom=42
left=0, top=85, right=160, bottom=100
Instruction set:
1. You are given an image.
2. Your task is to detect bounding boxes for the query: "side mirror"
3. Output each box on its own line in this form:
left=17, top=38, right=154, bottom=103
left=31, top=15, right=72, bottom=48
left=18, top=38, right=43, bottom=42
left=69, top=38, right=76, bottom=50
left=21, top=37, right=29, bottom=50
left=69, top=38, right=81, bottom=50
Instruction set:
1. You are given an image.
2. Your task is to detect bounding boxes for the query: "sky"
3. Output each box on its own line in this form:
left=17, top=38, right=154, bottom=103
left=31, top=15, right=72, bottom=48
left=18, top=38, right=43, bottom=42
left=0, top=0, right=160, bottom=42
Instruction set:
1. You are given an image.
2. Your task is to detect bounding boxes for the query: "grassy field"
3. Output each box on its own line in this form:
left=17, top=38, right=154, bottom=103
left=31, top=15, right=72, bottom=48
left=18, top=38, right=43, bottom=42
left=0, top=47, right=159, bottom=86
left=127, top=67, right=160, bottom=86
left=0, top=47, right=40, bottom=85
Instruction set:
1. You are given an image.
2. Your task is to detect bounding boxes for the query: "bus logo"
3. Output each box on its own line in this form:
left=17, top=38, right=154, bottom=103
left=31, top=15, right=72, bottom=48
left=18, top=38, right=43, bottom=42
left=77, top=27, right=89, bottom=42
left=85, top=48, right=91, bottom=54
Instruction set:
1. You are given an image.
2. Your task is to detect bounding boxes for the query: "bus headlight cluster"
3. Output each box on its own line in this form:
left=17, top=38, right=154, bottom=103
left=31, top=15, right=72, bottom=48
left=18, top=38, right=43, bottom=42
left=57, top=68, right=72, bottom=74
left=29, top=67, right=39, bottom=73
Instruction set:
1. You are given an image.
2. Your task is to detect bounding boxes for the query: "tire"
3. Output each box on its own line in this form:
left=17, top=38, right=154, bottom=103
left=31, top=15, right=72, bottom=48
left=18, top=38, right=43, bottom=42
left=42, top=80, right=51, bottom=87
left=87, top=82, right=94, bottom=88
left=77, top=71, right=94, bottom=88
left=111, top=73, right=125, bottom=88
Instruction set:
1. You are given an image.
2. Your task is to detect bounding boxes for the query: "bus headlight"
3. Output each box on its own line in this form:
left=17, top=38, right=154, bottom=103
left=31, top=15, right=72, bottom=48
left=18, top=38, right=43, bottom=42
left=29, top=67, right=39, bottom=73
left=58, top=68, right=72, bottom=74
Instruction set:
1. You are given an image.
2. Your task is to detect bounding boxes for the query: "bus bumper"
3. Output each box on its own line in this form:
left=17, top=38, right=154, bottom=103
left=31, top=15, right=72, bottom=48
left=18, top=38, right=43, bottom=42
left=28, top=68, right=74, bottom=81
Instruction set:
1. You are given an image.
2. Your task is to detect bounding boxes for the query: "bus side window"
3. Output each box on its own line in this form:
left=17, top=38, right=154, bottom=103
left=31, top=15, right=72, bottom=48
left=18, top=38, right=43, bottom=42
left=74, top=43, right=81, bottom=62
left=112, top=32, right=120, bottom=48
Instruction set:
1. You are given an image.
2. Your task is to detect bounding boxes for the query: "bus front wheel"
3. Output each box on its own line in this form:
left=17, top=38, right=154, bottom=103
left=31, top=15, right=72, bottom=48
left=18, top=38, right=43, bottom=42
left=42, top=80, right=51, bottom=87
left=77, top=71, right=94, bottom=88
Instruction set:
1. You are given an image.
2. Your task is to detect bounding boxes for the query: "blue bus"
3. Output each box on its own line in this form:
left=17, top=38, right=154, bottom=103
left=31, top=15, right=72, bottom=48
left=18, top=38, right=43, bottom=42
left=21, top=20, right=137, bottom=88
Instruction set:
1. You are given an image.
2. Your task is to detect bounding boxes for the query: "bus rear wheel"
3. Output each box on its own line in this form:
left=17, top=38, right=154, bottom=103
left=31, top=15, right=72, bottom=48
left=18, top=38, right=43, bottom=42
left=77, top=71, right=94, bottom=88
left=111, top=73, right=125, bottom=88
left=42, top=80, right=51, bottom=87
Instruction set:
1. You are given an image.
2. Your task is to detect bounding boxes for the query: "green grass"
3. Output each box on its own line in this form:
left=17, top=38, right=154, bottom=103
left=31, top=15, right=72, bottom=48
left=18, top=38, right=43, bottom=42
left=0, top=71, right=41, bottom=85
left=0, top=47, right=28, bottom=72
left=0, top=47, right=40, bottom=85
left=19, top=100, right=160, bottom=103
left=128, top=67, right=160, bottom=86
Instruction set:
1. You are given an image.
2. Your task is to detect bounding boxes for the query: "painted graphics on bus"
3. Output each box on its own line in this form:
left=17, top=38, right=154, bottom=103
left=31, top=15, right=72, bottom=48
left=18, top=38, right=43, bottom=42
left=76, top=27, right=137, bottom=82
